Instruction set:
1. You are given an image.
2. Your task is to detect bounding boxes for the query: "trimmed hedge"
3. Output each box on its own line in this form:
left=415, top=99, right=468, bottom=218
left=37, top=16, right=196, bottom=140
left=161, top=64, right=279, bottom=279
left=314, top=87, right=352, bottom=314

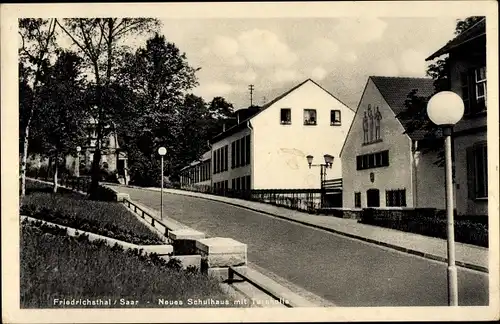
left=317, top=208, right=363, bottom=219
left=359, top=208, right=488, bottom=247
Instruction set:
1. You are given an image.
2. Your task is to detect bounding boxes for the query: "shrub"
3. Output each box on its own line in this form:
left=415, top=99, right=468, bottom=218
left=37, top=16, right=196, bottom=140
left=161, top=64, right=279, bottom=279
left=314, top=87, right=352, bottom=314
left=358, top=208, right=488, bottom=247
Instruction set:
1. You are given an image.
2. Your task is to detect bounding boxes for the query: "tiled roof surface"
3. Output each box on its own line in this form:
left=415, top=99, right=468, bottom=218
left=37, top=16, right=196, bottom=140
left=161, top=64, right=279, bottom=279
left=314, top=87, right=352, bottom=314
left=371, top=76, right=436, bottom=141
left=426, top=18, right=486, bottom=60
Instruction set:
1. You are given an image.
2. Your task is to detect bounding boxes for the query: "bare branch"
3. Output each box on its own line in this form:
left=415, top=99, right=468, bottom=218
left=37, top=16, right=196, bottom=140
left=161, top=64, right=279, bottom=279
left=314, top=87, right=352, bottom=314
left=113, top=20, right=144, bottom=38
left=56, top=19, right=91, bottom=57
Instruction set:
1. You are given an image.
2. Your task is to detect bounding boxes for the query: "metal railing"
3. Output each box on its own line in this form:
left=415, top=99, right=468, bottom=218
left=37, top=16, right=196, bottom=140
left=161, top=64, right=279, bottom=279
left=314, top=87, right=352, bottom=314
left=322, top=178, right=342, bottom=190
left=123, top=199, right=171, bottom=238
left=227, top=266, right=317, bottom=307
left=29, top=175, right=92, bottom=193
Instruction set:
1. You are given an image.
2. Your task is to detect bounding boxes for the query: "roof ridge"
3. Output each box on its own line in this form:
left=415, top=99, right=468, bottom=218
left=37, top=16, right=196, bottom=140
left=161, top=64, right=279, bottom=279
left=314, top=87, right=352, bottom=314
left=370, top=75, right=432, bottom=80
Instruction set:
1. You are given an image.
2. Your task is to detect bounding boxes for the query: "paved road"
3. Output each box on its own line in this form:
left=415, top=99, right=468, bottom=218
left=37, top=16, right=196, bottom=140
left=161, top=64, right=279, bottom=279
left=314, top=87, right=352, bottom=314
left=113, top=186, right=489, bottom=307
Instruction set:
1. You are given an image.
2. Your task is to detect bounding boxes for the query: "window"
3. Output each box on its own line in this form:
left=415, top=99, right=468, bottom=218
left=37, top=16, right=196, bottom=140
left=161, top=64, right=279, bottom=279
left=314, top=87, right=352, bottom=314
left=460, top=72, right=471, bottom=114
left=231, top=142, right=235, bottom=169
left=467, top=143, right=488, bottom=199
left=303, top=109, right=317, bottom=125
left=224, top=145, right=228, bottom=171
left=280, top=108, right=291, bottom=125
left=235, top=139, right=240, bottom=167
left=245, top=175, right=251, bottom=190
left=354, top=192, right=361, bottom=208
left=245, top=135, right=251, bottom=165
left=236, top=177, right=241, bottom=191
left=463, top=67, right=487, bottom=115
left=240, top=138, right=245, bottom=166
left=330, top=110, right=341, bottom=125
left=213, top=151, right=217, bottom=174
left=232, top=178, right=235, bottom=190
left=356, top=150, right=389, bottom=170
left=386, top=189, right=406, bottom=207
left=475, top=67, right=487, bottom=104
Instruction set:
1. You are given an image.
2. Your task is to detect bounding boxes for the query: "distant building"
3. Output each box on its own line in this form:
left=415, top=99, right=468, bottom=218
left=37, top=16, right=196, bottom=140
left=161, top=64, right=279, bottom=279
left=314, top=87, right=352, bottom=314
left=179, top=79, right=355, bottom=195
left=208, top=78, right=355, bottom=192
left=426, top=18, right=487, bottom=216
left=340, top=76, right=447, bottom=209
left=179, top=150, right=211, bottom=192
left=65, top=118, right=129, bottom=184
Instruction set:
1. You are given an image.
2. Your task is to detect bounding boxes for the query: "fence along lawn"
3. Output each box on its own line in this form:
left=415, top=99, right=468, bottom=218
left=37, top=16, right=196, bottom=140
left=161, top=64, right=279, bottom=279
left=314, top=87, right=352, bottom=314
left=22, top=179, right=163, bottom=245
left=20, top=221, right=239, bottom=308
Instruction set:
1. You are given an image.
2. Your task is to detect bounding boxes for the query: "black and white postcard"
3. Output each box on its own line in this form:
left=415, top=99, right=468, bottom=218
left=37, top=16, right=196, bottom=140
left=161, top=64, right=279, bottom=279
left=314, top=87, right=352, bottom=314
left=2, top=1, right=499, bottom=323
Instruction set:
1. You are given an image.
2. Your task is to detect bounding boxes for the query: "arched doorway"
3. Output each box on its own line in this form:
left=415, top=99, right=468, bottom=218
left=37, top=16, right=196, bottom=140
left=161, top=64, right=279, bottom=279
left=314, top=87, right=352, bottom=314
left=366, top=189, right=380, bottom=207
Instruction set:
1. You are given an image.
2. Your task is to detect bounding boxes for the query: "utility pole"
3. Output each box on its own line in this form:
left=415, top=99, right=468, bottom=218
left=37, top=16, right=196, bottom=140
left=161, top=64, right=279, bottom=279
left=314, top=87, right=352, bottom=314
left=248, top=84, right=254, bottom=107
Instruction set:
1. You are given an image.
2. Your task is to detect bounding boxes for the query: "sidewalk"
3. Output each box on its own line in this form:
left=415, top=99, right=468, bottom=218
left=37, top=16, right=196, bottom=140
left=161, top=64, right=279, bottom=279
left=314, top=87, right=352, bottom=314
left=111, top=184, right=489, bottom=273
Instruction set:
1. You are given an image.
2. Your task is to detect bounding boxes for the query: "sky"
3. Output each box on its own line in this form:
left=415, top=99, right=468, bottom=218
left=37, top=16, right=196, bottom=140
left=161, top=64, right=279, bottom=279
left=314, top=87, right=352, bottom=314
left=54, top=16, right=463, bottom=111
left=154, top=17, right=462, bottom=110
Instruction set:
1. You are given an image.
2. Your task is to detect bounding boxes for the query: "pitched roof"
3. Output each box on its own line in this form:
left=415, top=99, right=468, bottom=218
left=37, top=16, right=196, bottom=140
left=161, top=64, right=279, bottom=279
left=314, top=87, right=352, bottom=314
left=180, top=150, right=211, bottom=171
left=370, top=76, right=436, bottom=140
left=209, top=78, right=352, bottom=144
left=426, top=18, right=486, bottom=61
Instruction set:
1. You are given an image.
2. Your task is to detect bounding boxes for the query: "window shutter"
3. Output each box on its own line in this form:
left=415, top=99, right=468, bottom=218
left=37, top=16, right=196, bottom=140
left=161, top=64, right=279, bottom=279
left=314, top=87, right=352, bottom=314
left=466, top=146, right=475, bottom=199
left=468, top=68, right=477, bottom=112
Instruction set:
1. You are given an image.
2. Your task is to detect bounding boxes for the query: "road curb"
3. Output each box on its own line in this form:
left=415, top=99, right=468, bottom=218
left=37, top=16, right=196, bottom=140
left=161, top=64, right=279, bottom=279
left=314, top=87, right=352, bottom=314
left=122, top=185, right=488, bottom=274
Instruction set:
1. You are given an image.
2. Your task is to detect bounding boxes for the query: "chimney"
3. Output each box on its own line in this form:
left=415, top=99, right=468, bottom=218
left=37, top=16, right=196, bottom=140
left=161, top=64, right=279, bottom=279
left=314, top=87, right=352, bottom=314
left=223, top=123, right=226, bottom=132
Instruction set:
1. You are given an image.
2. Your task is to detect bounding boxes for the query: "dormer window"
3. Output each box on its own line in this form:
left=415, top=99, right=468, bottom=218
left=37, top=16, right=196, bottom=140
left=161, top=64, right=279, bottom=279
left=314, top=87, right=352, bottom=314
left=303, top=109, right=317, bottom=125
left=330, top=110, right=341, bottom=125
left=280, top=108, right=291, bottom=125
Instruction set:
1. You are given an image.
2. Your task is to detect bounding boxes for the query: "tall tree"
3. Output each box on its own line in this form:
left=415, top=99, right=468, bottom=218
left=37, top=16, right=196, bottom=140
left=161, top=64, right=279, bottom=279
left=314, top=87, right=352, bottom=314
left=36, top=51, right=88, bottom=192
left=396, top=16, right=484, bottom=166
left=18, top=18, right=58, bottom=199
left=117, top=33, right=199, bottom=186
left=205, top=96, right=237, bottom=141
left=55, top=18, right=161, bottom=197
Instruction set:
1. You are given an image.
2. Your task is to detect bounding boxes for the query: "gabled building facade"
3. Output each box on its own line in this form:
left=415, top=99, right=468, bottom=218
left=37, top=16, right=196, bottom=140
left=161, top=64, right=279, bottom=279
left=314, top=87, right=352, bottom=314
left=426, top=18, right=487, bottom=216
left=207, top=78, right=355, bottom=191
left=341, top=76, right=447, bottom=209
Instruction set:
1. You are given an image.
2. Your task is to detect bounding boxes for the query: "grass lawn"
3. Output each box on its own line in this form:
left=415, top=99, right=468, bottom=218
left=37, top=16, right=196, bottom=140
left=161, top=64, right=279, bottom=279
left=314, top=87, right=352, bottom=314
left=22, top=179, right=163, bottom=245
left=21, top=221, right=239, bottom=308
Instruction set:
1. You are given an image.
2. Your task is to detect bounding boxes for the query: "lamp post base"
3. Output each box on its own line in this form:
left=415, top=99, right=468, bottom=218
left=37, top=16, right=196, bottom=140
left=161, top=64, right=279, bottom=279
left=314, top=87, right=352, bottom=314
left=447, top=265, right=459, bottom=306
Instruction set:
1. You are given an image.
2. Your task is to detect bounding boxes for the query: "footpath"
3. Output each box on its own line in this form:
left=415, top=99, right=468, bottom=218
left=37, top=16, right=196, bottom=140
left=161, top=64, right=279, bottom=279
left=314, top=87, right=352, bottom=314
left=110, top=184, right=488, bottom=273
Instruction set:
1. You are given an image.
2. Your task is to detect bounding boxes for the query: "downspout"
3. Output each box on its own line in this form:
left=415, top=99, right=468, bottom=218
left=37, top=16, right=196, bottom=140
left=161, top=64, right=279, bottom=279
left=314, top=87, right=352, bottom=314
left=411, top=140, right=418, bottom=208
left=246, top=120, right=254, bottom=189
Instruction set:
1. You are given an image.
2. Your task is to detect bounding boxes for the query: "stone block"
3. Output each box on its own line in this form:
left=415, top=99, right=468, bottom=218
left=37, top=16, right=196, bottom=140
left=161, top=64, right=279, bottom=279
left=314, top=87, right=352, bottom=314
left=207, top=266, right=248, bottom=282
left=140, top=244, right=173, bottom=256
left=206, top=252, right=246, bottom=268
left=115, top=193, right=130, bottom=202
left=196, top=237, right=247, bottom=255
left=169, top=229, right=205, bottom=240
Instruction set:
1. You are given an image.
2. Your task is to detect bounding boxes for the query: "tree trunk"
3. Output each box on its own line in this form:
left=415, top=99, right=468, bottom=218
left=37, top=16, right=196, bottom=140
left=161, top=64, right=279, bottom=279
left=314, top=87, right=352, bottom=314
left=20, top=125, right=30, bottom=200
left=53, top=159, right=58, bottom=193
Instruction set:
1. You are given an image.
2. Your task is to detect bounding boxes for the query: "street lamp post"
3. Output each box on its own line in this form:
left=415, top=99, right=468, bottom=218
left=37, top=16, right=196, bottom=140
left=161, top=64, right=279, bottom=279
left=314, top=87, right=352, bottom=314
left=426, top=91, right=464, bottom=306
left=158, top=147, right=167, bottom=220
left=306, top=154, right=334, bottom=208
left=75, top=146, right=81, bottom=178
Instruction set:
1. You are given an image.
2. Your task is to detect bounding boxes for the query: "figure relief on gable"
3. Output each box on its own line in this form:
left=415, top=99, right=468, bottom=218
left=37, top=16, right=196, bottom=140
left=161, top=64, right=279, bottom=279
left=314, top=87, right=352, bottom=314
left=362, top=104, right=382, bottom=145
left=374, top=106, right=382, bottom=141
left=367, top=105, right=374, bottom=142
left=362, top=109, right=369, bottom=144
